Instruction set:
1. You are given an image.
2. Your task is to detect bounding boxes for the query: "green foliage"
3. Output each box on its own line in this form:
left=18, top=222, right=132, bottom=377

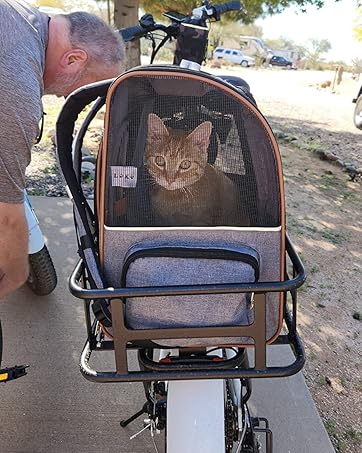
left=351, top=57, right=362, bottom=75
left=140, top=0, right=335, bottom=24
left=264, top=36, right=295, bottom=50
left=34, top=0, right=104, bottom=14
left=304, top=38, right=332, bottom=69
left=33, top=0, right=67, bottom=9
left=324, top=418, right=337, bottom=436
left=353, top=5, right=362, bottom=42
left=264, top=36, right=305, bottom=53
left=309, top=38, right=332, bottom=55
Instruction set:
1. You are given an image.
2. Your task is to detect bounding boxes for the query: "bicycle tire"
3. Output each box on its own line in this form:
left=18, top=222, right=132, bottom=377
left=27, top=245, right=57, bottom=296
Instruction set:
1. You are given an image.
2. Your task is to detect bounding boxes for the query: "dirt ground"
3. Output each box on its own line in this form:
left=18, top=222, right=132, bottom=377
left=207, top=66, right=361, bottom=169
left=28, top=68, right=361, bottom=452
left=281, top=143, right=361, bottom=453
left=208, top=67, right=362, bottom=453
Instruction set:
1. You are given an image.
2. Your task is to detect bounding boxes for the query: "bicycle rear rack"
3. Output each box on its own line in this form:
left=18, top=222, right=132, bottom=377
left=70, top=234, right=306, bottom=383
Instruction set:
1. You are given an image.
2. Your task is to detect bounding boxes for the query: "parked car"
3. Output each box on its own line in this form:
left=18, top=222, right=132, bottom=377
left=213, top=47, right=255, bottom=67
left=269, top=55, right=293, bottom=69
left=353, top=85, right=362, bottom=130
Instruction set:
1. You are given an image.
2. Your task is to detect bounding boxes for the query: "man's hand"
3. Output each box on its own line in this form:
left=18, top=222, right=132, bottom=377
left=0, top=202, right=29, bottom=299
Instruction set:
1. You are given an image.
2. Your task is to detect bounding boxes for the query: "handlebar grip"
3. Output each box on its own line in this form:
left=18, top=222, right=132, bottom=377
left=119, top=25, right=149, bottom=43
left=213, top=1, right=240, bottom=14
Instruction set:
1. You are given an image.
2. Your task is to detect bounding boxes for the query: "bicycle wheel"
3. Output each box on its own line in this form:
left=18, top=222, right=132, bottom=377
left=27, top=245, right=57, bottom=296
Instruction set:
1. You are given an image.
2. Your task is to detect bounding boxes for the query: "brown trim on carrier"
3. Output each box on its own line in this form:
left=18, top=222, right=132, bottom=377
left=98, top=69, right=286, bottom=345
left=96, top=140, right=103, bottom=218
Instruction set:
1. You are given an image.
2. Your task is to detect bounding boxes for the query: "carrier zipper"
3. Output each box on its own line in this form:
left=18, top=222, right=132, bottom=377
left=121, top=247, right=259, bottom=286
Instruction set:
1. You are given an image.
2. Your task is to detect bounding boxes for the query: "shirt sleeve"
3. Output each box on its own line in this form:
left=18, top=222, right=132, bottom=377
left=0, top=68, right=41, bottom=204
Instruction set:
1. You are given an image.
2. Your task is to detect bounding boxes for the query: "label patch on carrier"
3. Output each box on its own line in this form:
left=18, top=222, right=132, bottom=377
left=111, top=166, right=137, bottom=188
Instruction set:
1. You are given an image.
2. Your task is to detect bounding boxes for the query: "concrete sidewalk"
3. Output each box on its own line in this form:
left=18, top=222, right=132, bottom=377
left=0, top=196, right=335, bottom=453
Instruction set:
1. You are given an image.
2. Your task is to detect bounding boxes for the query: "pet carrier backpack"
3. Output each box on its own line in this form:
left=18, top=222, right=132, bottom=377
left=56, top=66, right=305, bottom=453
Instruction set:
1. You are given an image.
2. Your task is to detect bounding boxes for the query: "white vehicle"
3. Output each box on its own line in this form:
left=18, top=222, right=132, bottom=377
left=213, top=47, right=256, bottom=67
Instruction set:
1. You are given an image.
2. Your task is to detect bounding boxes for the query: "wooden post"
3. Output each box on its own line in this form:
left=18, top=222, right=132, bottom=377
left=336, top=65, right=344, bottom=85
left=331, top=66, right=338, bottom=92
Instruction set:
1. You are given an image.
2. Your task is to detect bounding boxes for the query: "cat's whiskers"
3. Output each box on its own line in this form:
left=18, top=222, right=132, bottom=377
left=144, top=174, right=157, bottom=187
left=183, top=186, right=196, bottom=201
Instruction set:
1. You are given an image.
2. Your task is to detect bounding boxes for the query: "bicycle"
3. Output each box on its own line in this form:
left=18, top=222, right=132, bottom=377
left=56, top=1, right=306, bottom=451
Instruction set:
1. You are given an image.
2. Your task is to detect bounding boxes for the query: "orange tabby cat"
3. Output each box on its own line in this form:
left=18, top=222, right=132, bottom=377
left=145, top=113, right=244, bottom=227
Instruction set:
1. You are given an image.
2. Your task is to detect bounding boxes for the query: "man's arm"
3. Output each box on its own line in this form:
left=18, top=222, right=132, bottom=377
left=0, top=202, right=29, bottom=299
left=0, top=54, right=41, bottom=299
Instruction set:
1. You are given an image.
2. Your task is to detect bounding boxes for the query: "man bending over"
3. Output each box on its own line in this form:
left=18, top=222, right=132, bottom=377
left=0, top=0, right=125, bottom=298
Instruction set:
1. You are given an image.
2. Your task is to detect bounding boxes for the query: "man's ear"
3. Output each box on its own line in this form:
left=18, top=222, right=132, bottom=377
left=60, top=49, right=88, bottom=69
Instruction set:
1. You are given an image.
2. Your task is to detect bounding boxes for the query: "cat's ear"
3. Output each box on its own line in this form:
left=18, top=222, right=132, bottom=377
left=147, top=113, right=169, bottom=144
left=186, top=121, right=212, bottom=151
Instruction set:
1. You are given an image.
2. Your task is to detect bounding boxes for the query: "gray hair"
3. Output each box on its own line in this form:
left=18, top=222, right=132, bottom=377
left=62, top=11, right=126, bottom=72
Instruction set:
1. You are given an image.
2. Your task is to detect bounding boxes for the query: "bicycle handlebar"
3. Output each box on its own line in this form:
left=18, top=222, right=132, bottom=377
left=119, top=1, right=240, bottom=43
left=212, top=0, right=240, bottom=15
left=119, top=12, right=170, bottom=43
left=120, top=25, right=150, bottom=42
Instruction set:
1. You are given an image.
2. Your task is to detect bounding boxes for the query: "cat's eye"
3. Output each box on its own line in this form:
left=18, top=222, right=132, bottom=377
left=180, top=160, right=191, bottom=170
left=155, top=156, right=165, bottom=167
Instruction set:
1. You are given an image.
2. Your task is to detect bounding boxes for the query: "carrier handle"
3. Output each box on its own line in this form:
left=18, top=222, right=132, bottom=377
left=56, top=80, right=111, bottom=196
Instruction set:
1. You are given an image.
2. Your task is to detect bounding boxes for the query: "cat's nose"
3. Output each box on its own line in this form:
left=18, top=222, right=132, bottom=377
left=166, top=179, right=176, bottom=190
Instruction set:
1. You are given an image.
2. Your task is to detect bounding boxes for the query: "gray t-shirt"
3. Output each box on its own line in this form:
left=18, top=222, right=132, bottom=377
left=0, top=0, right=49, bottom=203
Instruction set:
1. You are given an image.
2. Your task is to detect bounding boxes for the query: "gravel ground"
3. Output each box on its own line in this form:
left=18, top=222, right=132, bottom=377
left=209, top=66, right=362, bottom=168
left=280, top=142, right=361, bottom=453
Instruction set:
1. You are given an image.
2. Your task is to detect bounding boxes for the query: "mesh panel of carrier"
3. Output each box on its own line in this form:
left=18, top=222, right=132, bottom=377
left=97, top=69, right=285, bottom=347
left=101, top=72, right=282, bottom=229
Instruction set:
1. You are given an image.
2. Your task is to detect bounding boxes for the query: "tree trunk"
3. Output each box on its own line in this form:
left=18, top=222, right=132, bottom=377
left=107, top=0, right=111, bottom=24
left=114, top=0, right=140, bottom=69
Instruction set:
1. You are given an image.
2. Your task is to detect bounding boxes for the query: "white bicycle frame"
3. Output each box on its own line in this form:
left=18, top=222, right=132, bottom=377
left=167, top=379, right=225, bottom=452
left=159, top=348, right=242, bottom=452
left=24, top=190, right=45, bottom=254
